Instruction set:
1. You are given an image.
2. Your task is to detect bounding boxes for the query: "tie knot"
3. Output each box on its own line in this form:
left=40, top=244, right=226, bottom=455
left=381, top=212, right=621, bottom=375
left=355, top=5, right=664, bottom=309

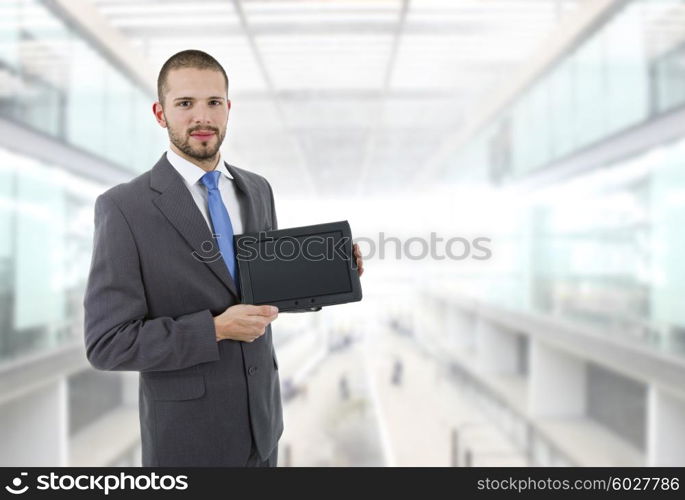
left=200, top=170, right=221, bottom=191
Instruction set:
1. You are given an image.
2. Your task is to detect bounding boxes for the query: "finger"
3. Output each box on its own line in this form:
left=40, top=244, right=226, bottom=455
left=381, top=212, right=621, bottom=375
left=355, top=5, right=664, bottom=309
left=247, top=304, right=279, bottom=316
left=261, top=314, right=278, bottom=327
left=250, top=317, right=270, bottom=331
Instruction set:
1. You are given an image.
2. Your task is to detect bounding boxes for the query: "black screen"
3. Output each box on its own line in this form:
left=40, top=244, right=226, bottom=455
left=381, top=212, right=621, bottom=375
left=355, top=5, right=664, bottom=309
left=246, top=230, right=353, bottom=304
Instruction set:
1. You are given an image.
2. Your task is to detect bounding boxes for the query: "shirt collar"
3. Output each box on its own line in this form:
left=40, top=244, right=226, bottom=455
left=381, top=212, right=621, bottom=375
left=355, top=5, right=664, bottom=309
left=166, top=147, right=233, bottom=187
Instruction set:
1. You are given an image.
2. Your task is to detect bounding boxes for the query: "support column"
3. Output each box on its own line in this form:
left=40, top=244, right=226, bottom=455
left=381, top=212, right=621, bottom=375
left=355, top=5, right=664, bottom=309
left=0, top=378, right=68, bottom=466
left=121, top=371, right=140, bottom=407
left=475, top=318, right=518, bottom=374
left=447, top=308, right=475, bottom=349
left=528, top=339, right=586, bottom=417
left=647, top=386, right=685, bottom=466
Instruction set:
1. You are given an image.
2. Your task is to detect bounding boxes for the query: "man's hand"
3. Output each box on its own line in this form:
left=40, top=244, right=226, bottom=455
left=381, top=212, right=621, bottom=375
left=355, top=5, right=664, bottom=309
left=213, top=304, right=279, bottom=342
left=353, top=243, right=364, bottom=277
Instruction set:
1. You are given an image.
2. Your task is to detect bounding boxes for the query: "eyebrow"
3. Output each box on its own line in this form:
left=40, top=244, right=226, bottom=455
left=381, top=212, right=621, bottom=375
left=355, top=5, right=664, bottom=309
left=173, top=96, right=225, bottom=101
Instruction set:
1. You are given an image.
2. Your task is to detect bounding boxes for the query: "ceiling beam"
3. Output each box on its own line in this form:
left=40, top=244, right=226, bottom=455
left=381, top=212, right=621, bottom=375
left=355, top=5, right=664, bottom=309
left=115, top=21, right=545, bottom=37
left=234, top=89, right=462, bottom=101
left=355, top=0, right=410, bottom=197
left=230, top=0, right=318, bottom=197
left=47, top=0, right=157, bottom=94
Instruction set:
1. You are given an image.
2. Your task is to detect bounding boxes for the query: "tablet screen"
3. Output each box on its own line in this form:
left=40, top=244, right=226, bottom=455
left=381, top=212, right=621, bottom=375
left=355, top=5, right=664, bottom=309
left=246, top=230, right=353, bottom=303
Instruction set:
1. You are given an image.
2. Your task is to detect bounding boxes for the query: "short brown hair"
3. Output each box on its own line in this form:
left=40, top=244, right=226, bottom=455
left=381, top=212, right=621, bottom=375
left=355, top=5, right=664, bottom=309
left=157, top=49, right=229, bottom=105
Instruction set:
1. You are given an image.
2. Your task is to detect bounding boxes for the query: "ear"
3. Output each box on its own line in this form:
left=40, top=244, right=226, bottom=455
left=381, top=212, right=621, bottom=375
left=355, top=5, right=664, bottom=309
left=152, top=102, right=167, bottom=128
left=227, top=99, right=231, bottom=113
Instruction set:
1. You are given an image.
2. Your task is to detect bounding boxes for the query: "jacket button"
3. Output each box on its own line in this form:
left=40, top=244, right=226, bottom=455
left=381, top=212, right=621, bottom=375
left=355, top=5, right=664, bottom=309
left=248, top=366, right=258, bottom=375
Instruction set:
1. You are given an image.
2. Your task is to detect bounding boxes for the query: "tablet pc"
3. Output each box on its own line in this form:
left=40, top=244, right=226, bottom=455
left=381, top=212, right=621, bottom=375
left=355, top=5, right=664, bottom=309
left=234, top=220, right=363, bottom=312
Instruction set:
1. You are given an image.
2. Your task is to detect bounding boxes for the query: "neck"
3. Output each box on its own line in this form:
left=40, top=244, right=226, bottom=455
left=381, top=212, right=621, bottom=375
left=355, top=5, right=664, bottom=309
left=170, top=143, right=220, bottom=172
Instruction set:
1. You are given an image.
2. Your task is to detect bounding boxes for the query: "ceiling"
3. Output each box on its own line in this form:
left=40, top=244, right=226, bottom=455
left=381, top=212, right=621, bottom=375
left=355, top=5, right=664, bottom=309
left=88, top=0, right=585, bottom=198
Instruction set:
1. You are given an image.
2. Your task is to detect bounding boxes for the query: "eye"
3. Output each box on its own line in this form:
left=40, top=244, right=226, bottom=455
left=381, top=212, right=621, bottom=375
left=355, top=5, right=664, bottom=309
left=209, top=100, right=222, bottom=106
left=177, top=100, right=191, bottom=107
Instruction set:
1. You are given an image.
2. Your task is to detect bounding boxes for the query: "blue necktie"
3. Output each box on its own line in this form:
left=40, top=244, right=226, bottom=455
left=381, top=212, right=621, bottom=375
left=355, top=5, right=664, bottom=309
left=200, top=170, right=239, bottom=291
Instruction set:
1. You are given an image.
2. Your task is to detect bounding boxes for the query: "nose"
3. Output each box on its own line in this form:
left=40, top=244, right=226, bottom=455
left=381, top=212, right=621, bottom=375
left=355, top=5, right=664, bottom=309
left=192, top=102, right=213, bottom=124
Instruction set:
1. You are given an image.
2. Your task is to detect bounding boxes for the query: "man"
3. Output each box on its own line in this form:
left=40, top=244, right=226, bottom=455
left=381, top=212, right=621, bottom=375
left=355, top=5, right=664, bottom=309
left=83, top=50, right=364, bottom=467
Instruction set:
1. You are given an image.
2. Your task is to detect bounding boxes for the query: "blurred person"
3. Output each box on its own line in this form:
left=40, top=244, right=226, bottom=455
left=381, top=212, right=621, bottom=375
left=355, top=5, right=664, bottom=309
left=83, top=50, right=364, bottom=467
left=339, top=374, right=350, bottom=400
left=391, top=358, right=403, bottom=386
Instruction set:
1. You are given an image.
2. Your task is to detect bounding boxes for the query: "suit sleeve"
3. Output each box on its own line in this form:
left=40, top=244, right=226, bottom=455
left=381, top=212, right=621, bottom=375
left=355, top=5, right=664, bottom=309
left=83, top=193, right=220, bottom=372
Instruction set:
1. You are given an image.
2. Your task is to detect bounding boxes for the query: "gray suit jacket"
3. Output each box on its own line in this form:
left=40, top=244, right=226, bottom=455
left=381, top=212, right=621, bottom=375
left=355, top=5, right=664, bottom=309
left=83, top=152, right=283, bottom=466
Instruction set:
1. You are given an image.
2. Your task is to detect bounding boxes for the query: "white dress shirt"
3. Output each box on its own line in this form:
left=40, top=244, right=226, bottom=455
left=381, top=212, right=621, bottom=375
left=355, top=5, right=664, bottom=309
left=166, top=148, right=244, bottom=235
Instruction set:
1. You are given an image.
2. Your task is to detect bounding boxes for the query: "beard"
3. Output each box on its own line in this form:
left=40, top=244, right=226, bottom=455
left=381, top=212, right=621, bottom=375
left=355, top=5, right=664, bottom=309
left=167, top=121, right=226, bottom=161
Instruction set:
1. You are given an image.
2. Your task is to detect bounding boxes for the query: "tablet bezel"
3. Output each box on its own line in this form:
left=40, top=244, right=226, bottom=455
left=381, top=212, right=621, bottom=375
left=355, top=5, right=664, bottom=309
left=234, top=220, right=363, bottom=312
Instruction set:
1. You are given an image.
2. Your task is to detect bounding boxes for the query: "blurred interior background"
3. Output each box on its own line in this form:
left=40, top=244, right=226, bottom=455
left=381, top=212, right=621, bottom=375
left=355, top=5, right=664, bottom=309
left=1, top=0, right=685, bottom=467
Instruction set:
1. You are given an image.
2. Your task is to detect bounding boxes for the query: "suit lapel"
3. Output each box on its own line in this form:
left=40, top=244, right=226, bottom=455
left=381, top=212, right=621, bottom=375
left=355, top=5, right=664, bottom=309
left=150, top=153, right=241, bottom=300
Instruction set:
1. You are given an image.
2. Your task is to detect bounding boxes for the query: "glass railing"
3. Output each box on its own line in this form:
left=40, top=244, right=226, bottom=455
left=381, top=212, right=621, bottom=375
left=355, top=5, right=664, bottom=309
left=0, top=146, right=104, bottom=363
left=444, top=0, right=685, bottom=183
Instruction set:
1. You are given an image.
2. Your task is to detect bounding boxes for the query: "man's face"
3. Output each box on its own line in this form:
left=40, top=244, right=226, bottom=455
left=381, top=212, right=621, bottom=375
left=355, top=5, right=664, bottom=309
left=153, top=67, right=230, bottom=161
